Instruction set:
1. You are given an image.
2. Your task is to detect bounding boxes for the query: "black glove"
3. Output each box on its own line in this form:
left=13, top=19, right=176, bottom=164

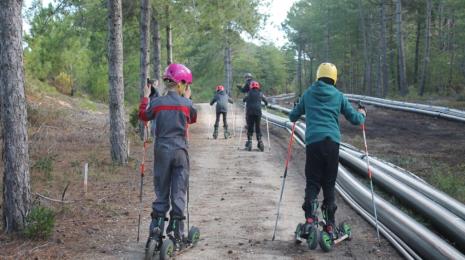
left=357, top=101, right=367, bottom=116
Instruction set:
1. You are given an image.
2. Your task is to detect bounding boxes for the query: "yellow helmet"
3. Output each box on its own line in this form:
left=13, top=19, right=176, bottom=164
left=316, top=63, right=337, bottom=84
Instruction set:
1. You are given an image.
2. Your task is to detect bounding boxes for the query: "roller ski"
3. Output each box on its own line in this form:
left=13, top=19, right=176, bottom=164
left=294, top=202, right=352, bottom=252
left=245, top=136, right=252, bottom=151
left=224, top=126, right=231, bottom=139
left=257, top=137, right=265, bottom=152
left=294, top=200, right=320, bottom=250
left=145, top=214, right=171, bottom=260
left=212, top=126, right=218, bottom=140
left=318, top=220, right=352, bottom=252
left=145, top=215, right=201, bottom=260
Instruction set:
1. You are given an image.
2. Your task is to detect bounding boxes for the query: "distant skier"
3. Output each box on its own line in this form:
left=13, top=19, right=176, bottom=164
left=289, top=62, right=366, bottom=245
left=236, top=72, right=253, bottom=93
left=210, top=85, right=233, bottom=139
left=138, top=63, right=197, bottom=251
left=243, top=81, right=268, bottom=151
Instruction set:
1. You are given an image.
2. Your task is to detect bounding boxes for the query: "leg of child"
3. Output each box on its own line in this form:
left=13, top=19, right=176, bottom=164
left=167, top=149, right=189, bottom=240
left=255, top=115, right=261, bottom=140
left=303, top=142, right=324, bottom=219
left=321, top=139, right=340, bottom=225
left=152, top=148, right=173, bottom=218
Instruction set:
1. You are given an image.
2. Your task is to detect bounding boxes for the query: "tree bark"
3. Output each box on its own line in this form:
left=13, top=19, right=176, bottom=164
left=224, top=42, right=232, bottom=95
left=165, top=5, right=172, bottom=65
left=413, top=12, right=421, bottom=85
left=395, top=0, right=407, bottom=96
left=151, top=8, right=161, bottom=82
left=297, top=41, right=303, bottom=96
left=325, top=7, right=330, bottom=61
left=419, top=0, right=432, bottom=96
left=139, top=0, right=150, bottom=97
left=0, top=0, right=32, bottom=233
left=139, top=0, right=150, bottom=138
left=107, top=0, right=128, bottom=164
left=379, top=0, right=389, bottom=97
left=358, top=0, right=371, bottom=94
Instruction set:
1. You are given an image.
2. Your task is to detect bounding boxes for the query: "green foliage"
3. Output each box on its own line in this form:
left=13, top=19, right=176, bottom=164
left=284, top=0, right=465, bottom=97
left=24, top=206, right=56, bottom=240
left=129, top=106, right=139, bottom=129
left=33, top=155, right=55, bottom=180
left=430, top=163, right=465, bottom=203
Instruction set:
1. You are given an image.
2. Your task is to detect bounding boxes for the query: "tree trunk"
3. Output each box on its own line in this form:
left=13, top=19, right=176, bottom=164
left=151, top=8, right=161, bottom=82
left=224, top=42, right=232, bottom=95
left=165, top=5, right=172, bottom=65
left=297, top=42, right=303, bottom=96
left=379, top=0, right=389, bottom=97
left=395, top=0, right=407, bottom=96
left=138, top=0, right=150, bottom=138
left=413, top=12, right=421, bottom=85
left=139, top=0, right=150, bottom=96
left=358, top=0, right=371, bottom=94
left=0, top=0, right=32, bottom=233
left=419, top=0, right=432, bottom=96
left=107, top=0, right=128, bottom=164
left=325, top=7, right=330, bottom=61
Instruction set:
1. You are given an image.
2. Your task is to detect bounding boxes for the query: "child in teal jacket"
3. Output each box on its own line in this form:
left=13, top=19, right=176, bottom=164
left=289, top=63, right=366, bottom=242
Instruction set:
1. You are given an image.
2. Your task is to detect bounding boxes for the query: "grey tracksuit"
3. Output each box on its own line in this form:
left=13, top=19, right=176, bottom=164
left=139, top=91, right=197, bottom=219
left=210, top=91, right=233, bottom=127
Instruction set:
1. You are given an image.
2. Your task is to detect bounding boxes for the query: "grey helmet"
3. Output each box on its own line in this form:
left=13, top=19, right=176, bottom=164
left=244, top=72, right=253, bottom=79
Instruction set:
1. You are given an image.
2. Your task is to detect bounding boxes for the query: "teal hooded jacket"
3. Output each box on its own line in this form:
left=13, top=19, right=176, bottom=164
left=289, top=80, right=365, bottom=145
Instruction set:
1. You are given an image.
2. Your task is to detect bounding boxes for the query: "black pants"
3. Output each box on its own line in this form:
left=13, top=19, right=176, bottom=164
left=246, top=114, right=261, bottom=140
left=303, top=137, right=339, bottom=215
left=214, top=112, right=227, bottom=127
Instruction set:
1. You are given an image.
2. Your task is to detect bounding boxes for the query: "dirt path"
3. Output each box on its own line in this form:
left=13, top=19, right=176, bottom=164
left=124, top=104, right=400, bottom=259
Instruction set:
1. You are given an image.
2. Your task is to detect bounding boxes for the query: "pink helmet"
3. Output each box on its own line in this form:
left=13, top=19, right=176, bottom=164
left=216, top=85, right=224, bottom=92
left=163, top=63, right=193, bottom=84
left=250, top=81, right=260, bottom=89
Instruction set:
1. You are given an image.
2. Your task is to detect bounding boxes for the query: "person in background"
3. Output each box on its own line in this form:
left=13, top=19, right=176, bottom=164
left=210, top=85, right=234, bottom=139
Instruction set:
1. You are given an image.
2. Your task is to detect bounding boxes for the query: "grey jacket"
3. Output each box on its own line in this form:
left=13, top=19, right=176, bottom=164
left=210, top=91, right=233, bottom=113
left=139, top=91, right=197, bottom=150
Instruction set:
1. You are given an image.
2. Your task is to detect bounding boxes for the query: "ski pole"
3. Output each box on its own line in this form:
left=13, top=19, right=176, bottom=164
left=265, top=105, right=271, bottom=151
left=358, top=102, right=381, bottom=246
left=187, top=182, right=190, bottom=232
left=272, top=121, right=297, bottom=241
left=137, top=122, right=149, bottom=243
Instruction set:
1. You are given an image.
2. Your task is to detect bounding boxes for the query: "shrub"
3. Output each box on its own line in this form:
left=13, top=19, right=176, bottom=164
left=33, top=155, right=55, bottom=180
left=24, top=206, right=55, bottom=240
left=54, top=72, right=73, bottom=95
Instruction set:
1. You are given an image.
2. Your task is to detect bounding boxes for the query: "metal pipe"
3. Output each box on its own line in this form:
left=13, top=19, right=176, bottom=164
left=338, top=166, right=465, bottom=259
left=341, top=146, right=465, bottom=220
left=336, top=184, right=420, bottom=260
left=339, top=149, right=465, bottom=251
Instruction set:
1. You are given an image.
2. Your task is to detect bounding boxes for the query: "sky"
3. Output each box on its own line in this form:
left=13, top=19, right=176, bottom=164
left=23, top=0, right=297, bottom=47
left=252, top=0, right=297, bottom=47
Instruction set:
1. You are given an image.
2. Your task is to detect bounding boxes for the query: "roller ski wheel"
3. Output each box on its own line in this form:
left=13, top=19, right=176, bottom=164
left=339, top=222, right=352, bottom=241
left=145, top=239, right=159, bottom=260
left=188, top=226, right=201, bottom=246
left=306, top=225, right=319, bottom=250
left=294, top=223, right=303, bottom=244
left=257, top=141, right=265, bottom=152
left=319, top=230, right=333, bottom=252
left=160, top=239, right=175, bottom=260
